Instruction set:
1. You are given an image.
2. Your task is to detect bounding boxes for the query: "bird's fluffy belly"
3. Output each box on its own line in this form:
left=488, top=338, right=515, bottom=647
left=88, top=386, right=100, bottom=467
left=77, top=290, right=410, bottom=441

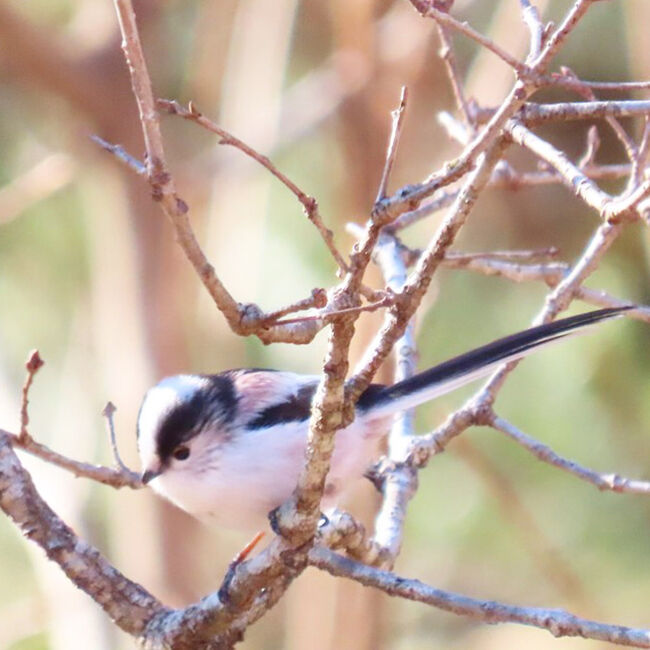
left=151, top=418, right=381, bottom=530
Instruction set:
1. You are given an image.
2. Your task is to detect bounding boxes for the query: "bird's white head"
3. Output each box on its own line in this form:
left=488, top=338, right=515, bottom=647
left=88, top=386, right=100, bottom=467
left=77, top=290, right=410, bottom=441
left=137, top=374, right=238, bottom=489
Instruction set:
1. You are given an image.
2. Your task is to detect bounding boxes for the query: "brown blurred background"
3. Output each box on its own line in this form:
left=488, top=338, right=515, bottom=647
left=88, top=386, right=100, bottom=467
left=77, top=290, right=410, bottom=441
left=0, top=0, right=649, bottom=648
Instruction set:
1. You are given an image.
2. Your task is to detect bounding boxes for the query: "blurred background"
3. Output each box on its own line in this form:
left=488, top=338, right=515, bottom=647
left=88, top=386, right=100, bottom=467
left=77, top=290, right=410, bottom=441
left=0, top=0, right=649, bottom=648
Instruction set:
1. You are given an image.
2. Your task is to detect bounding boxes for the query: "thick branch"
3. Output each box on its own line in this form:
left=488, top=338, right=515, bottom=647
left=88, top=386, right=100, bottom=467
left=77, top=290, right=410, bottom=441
left=0, top=433, right=162, bottom=636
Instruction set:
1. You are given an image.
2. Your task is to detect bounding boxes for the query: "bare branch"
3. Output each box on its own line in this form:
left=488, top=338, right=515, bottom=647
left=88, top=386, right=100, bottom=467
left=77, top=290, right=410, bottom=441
left=436, top=25, right=473, bottom=126
left=375, top=87, right=409, bottom=202
left=0, top=433, right=161, bottom=635
left=259, top=288, right=328, bottom=326
left=508, top=120, right=614, bottom=215
left=519, top=0, right=544, bottom=64
left=111, top=0, right=328, bottom=346
left=310, top=547, right=650, bottom=648
left=9, top=429, right=142, bottom=489
left=519, top=100, right=650, bottom=125
left=416, top=3, right=528, bottom=75
left=348, top=142, right=508, bottom=402
left=545, top=78, right=650, bottom=93
left=491, top=416, right=650, bottom=495
left=158, top=99, right=349, bottom=275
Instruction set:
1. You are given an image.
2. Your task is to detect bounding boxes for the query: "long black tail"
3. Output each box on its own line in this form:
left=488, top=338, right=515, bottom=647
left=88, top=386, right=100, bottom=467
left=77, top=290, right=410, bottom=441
left=359, top=307, right=631, bottom=418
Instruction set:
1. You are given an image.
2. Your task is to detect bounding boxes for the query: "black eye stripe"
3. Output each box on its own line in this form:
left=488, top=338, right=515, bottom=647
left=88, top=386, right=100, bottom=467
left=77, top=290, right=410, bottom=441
left=155, top=375, right=239, bottom=465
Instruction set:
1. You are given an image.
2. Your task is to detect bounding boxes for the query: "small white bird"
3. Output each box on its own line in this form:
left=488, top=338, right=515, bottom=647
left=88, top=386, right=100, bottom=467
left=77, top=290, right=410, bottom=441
left=137, top=307, right=628, bottom=530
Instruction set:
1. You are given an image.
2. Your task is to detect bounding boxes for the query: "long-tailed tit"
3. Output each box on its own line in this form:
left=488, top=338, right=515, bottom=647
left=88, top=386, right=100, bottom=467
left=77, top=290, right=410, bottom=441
left=137, top=307, right=629, bottom=530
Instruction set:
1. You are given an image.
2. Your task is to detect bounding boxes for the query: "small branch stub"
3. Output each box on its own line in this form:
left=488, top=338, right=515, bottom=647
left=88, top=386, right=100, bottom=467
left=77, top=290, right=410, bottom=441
left=20, top=349, right=44, bottom=441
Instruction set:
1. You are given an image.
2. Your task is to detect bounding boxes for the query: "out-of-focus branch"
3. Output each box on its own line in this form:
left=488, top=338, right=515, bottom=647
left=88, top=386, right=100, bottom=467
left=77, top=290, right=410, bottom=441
left=309, top=547, right=650, bottom=648
left=491, top=416, right=650, bottom=494
left=0, top=154, right=76, bottom=225
left=436, top=24, right=473, bottom=127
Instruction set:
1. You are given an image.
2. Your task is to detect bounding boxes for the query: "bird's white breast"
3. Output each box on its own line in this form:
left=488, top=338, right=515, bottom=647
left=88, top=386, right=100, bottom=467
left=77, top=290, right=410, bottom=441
left=149, top=416, right=382, bottom=531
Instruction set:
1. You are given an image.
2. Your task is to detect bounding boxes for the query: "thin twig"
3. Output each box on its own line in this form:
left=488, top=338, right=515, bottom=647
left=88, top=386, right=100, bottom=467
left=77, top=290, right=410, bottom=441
left=518, top=100, right=650, bottom=125
left=632, top=116, right=650, bottom=187
left=0, top=433, right=161, bottom=635
left=19, top=350, right=44, bottom=441
left=545, top=77, right=650, bottom=92
left=508, top=119, right=613, bottom=215
left=259, top=289, right=328, bottom=326
left=102, top=402, right=132, bottom=474
left=9, top=429, right=142, bottom=489
left=270, top=294, right=394, bottom=326
left=309, top=547, right=650, bottom=648
left=561, top=67, right=638, bottom=166
left=375, top=87, right=409, bottom=204
left=158, top=99, right=350, bottom=274
left=90, top=135, right=146, bottom=176
left=436, top=25, right=472, bottom=127
left=112, top=0, right=327, bottom=346
left=519, top=0, right=544, bottom=64
left=419, top=3, right=528, bottom=75
left=491, top=416, right=650, bottom=494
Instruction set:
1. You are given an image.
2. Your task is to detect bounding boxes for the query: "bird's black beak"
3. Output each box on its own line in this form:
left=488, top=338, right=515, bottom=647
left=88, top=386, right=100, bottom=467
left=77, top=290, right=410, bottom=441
left=141, top=468, right=161, bottom=485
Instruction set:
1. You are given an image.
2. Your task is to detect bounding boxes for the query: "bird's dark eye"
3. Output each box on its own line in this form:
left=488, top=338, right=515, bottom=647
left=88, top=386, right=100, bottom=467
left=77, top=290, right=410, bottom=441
left=173, top=446, right=190, bottom=461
